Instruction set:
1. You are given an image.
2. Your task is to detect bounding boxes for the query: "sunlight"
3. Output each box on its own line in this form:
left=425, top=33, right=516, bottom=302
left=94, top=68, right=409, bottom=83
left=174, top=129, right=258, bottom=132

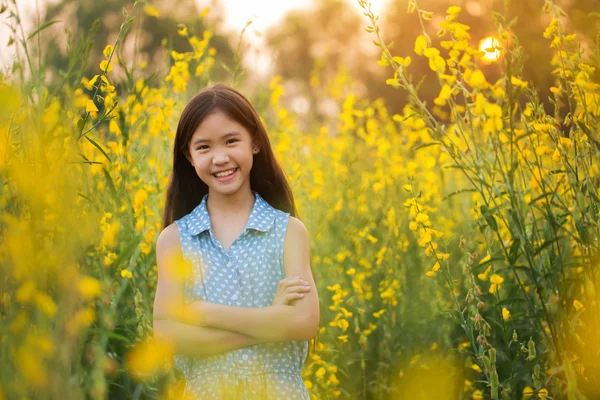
left=478, top=36, right=502, bottom=64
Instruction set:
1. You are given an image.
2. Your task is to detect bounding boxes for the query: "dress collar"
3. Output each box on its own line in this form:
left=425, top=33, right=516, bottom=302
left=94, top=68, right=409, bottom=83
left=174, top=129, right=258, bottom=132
left=187, top=190, right=277, bottom=236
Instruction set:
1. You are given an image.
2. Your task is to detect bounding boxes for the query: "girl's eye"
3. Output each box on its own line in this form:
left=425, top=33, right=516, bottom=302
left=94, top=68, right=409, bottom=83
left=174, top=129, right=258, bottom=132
left=198, top=145, right=208, bottom=150
left=227, top=139, right=238, bottom=145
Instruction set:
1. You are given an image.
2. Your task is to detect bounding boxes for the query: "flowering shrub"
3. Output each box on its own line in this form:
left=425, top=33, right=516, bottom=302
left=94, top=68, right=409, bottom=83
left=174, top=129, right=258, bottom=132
left=0, top=0, right=598, bottom=399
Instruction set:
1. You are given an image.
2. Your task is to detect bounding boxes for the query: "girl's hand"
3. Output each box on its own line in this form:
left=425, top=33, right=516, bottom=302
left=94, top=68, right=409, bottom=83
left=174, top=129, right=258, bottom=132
left=271, top=276, right=311, bottom=306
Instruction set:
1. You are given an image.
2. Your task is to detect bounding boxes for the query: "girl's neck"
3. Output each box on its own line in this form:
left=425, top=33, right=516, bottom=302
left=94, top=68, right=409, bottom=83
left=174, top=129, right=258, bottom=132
left=206, top=188, right=255, bottom=219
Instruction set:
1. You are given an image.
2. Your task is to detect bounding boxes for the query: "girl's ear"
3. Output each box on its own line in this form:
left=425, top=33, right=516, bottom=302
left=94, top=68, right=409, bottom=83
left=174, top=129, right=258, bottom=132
left=252, top=145, right=260, bottom=154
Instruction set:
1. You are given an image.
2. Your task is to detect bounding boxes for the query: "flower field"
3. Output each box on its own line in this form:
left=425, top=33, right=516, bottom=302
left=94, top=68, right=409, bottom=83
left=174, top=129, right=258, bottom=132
left=0, top=0, right=599, bottom=399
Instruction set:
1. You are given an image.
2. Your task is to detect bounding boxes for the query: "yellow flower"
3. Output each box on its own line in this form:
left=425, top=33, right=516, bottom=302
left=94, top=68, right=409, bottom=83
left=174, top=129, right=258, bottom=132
left=489, top=274, right=504, bottom=294
left=143, top=4, right=161, bottom=17
left=523, top=386, right=535, bottom=399
left=511, top=76, right=529, bottom=88
left=431, top=261, right=441, bottom=272
left=315, top=366, right=326, bottom=379
left=121, top=269, right=133, bottom=279
left=134, top=189, right=148, bottom=213
left=479, top=253, right=491, bottom=265
left=538, top=388, right=549, bottom=399
left=337, top=335, right=348, bottom=343
left=177, top=25, right=188, bottom=37
left=126, top=338, right=174, bottom=382
left=447, top=6, right=461, bottom=16
left=434, top=84, right=453, bottom=106
left=420, top=10, right=433, bottom=20
left=543, top=18, right=557, bottom=39
left=416, top=213, right=429, bottom=222
left=414, top=35, right=428, bottom=56
left=477, top=265, right=491, bottom=281
left=103, top=45, right=114, bottom=58
left=85, top=99, right=98, bottom=113
left=99, top=59, right=113, bottom=73
left=392, top=56, right=411, bottom=67
left=472, top=389, right=483, bottom=400
left=78, top=276, right=102, bottom=299
left=82, top=74, right=99, bottom=90
left=502, top=307, right=510, bottom=321
left=466, top=69, right=488, bottom=89
left=573, top=299, right=584, bottom=311
left=471, top=363, right=482, bottom=373
left=34, top=293, right=57, bottom=317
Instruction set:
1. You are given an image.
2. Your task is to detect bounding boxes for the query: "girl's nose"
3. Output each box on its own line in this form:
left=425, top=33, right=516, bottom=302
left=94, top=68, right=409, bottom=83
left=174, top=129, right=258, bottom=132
left=213, top=154, right=230, bottom=164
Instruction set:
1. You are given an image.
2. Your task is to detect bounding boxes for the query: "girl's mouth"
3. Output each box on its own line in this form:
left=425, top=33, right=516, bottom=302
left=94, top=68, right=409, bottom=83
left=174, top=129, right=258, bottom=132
left=212, top=168, right=238, bottom=182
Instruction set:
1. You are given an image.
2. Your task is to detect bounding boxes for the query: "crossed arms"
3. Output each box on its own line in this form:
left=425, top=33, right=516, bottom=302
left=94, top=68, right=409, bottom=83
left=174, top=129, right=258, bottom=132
left=152, top=217, right=320, bottom=358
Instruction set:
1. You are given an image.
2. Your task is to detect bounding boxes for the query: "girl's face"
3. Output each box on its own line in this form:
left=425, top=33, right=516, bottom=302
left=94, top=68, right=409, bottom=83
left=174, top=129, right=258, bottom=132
left=187, top=109, right=259, bottom=195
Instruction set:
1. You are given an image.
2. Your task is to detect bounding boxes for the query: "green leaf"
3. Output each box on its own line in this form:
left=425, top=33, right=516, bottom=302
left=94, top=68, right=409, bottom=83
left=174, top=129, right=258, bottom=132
left=508, top=237, right=521, bottom=264
left=27, top=20, right=60, bottom=41
left=480, top=205, right=498, bottom=231
left=83, top=135, right=111, bottom=163
left=412, top=141, right=442, bottom=151
left=102, top=167, right=118, bottom=200
left=441, top=188, right=477, bottom=201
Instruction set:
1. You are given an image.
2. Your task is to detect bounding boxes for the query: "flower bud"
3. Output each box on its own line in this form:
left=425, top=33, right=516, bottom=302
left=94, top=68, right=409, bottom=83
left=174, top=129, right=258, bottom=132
left=527, top=337, right=536, bottom=360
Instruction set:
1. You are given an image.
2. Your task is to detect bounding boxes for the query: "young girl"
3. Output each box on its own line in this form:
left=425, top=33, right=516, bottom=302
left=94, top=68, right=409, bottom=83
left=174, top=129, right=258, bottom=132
left=153, top=83, right=319, bottom=399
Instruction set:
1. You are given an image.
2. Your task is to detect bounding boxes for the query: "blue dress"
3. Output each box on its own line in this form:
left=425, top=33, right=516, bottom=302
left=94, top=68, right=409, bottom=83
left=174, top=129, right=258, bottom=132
left=174, top=190, right=310, bottom=399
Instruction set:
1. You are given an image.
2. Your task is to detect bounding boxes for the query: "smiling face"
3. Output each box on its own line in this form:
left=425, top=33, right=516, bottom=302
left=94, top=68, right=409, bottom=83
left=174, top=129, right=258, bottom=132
left=186, top=109, right=259, bottom=196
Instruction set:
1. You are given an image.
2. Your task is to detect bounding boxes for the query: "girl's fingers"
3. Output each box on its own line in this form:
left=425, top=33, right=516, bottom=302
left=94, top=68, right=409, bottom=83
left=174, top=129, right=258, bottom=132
left=286, top=293, right=304, bottom=302
left=281, top=277, right=310, bottom=288
left=285, top=285, right=311, bottom=293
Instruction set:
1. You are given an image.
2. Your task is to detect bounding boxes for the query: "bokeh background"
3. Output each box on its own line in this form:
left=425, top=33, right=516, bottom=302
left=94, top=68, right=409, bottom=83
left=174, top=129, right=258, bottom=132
left=1, top=0, right=599, bottom=399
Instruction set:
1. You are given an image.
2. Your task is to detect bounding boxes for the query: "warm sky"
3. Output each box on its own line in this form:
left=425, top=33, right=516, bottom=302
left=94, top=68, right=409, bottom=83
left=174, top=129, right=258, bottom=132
left=0, top=0, right=387, bottom=74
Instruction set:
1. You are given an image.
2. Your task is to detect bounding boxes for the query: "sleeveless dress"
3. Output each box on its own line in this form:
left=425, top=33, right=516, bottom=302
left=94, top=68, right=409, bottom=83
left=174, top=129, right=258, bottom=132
left=174, top=190, right=310, bottom=400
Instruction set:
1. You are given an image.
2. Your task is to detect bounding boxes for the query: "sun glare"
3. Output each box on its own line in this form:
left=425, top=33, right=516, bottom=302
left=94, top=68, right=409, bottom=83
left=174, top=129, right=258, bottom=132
left=478, top=36, right=502, bottom=64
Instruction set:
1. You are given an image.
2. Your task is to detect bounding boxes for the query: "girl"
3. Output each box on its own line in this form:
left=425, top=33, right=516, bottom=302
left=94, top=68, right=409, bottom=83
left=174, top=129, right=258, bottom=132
left=153, top=83, right=320, bottom=399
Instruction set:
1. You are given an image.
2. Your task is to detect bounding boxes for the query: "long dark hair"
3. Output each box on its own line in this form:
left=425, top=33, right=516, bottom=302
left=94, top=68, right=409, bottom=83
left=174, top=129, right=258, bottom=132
left=161, top=82, right=319, bottom=362
left=161, top=82, right=297, bottom=228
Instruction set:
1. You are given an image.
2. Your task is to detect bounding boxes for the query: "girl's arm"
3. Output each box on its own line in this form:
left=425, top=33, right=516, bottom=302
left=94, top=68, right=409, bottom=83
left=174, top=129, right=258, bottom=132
left=153, top=319, right=264, bottom=357
left=188, top=217, right=320, bottom=342
left=153, top=223, right=264, bottom=357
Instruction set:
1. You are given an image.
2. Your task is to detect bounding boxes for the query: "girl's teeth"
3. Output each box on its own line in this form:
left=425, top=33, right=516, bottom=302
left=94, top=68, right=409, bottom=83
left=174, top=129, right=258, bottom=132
left=215, top=169, right=236, bottom=177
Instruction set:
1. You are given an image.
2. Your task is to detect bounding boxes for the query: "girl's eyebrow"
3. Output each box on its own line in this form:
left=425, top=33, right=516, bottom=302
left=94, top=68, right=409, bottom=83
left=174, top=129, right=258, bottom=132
left=192, top=131, right=241, bottom=145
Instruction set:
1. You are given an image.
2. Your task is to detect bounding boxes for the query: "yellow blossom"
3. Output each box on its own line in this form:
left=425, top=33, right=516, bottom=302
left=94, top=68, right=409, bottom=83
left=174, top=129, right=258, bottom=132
left=511, top=76, right=529, bottom=88
left=414, top=35, right=428, bottom=56
left=143, top=4, right=160, bottom=17
left=523, top=386, right=535, bottom=399
left=99, top=59, right=113, bottom=73
left=479, top=253, right=491, bottom=264
left=489, top=274, right=504, bottom=294
left=85, top=99, right=98, bottom=114
left=78, top=276, right=102, bottom=299
left=103, top=45, right=114, bottom=58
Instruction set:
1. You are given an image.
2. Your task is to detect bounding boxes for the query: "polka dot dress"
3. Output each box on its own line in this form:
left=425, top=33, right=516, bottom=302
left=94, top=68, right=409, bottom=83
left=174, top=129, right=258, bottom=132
left=174, top=190, right=310, bottom=400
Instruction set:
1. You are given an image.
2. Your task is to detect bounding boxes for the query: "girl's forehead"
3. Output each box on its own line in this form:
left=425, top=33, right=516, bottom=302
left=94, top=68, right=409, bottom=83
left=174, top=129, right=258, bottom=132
left=192, top=111, right=250, bottom=138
